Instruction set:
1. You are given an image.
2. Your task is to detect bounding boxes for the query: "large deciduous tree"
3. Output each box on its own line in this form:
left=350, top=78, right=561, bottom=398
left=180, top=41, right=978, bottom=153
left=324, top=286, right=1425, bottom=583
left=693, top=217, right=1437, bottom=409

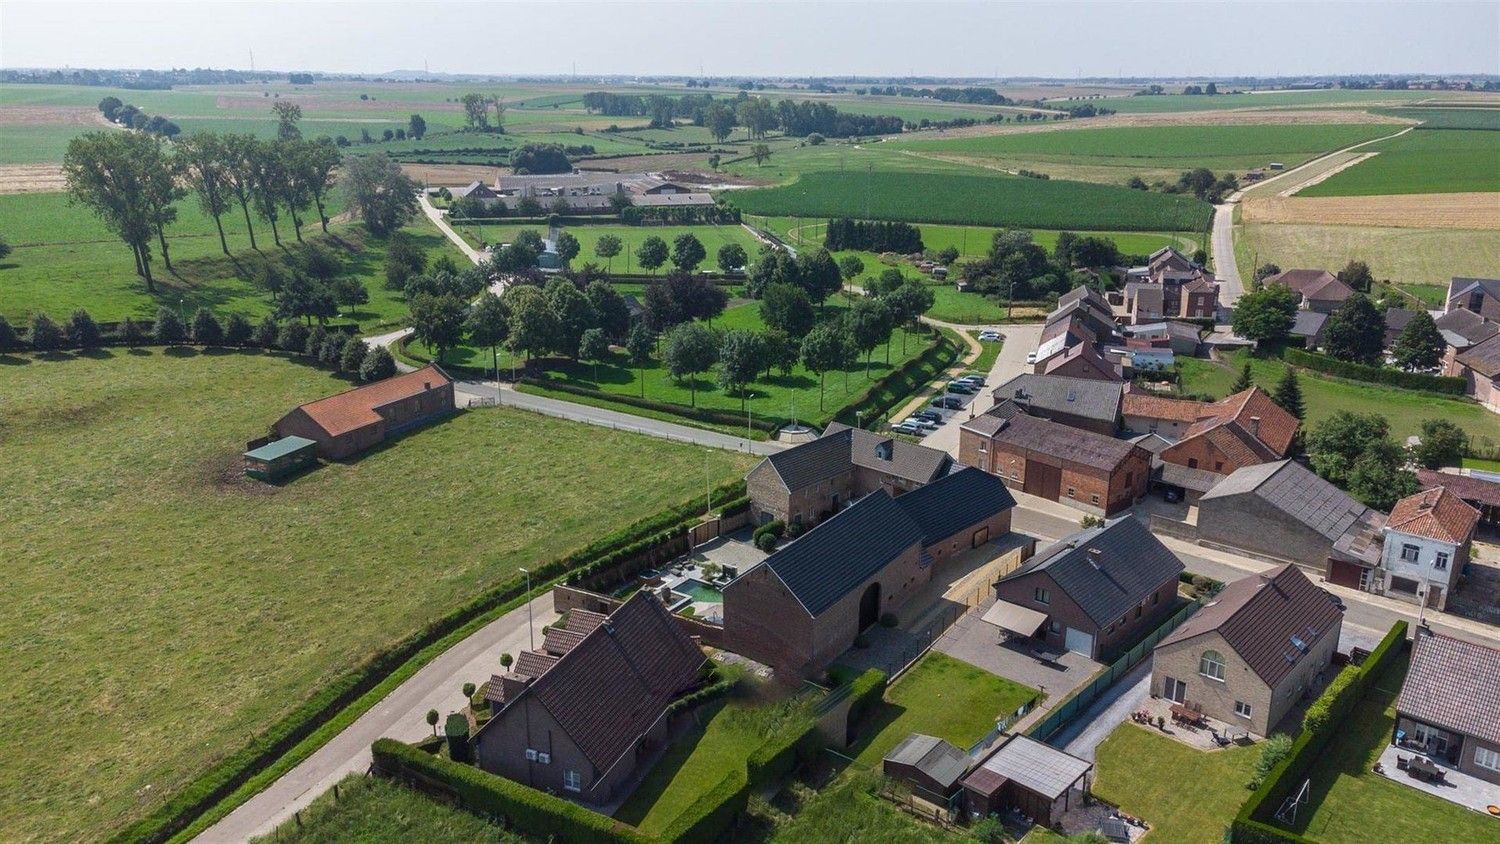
left=636, top=235, right=669, bottom=275
left=409, top=292, right=467, bottom=360
left=717, top=329, right=766, bottom=409
left=1322, top=293, right=1384, bottom=365
left=545, top=278, right=598, bottom=358
left=1390, top=310, right=1445, bottom=371
left=1412, top=418, right=1469, bottom=470
left=759, top=283, right=815, bottom=338
left=340, top=152, right=418, bottom=236
left=800, top=321, right=850, bottom=411
left=1230, top=285, right=1298, bottom=346
left=662, top=322, right=719, bottom=407
left=594, top=234, right=623, bottom=273
left=846, top=297, right=893, bottom=376
left=460, top=93, right=490, bottom=130
left=176, top=132, right=234, bottom=254
left=671, top=232, right=706, bottom=271
left=466, top=292, right=510, bottom=379
left=63, top=131, right=164, bottom=289
left=503, top=285, right=559, bottom=363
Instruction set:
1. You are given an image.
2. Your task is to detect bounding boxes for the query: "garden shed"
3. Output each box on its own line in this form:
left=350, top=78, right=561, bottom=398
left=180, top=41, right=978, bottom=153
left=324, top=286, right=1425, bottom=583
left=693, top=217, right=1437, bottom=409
left=883, top=733, right=970, bottom=801
left=961, top=734, right=1092, bottom=826
left=243, top=436, right=318, bottom=481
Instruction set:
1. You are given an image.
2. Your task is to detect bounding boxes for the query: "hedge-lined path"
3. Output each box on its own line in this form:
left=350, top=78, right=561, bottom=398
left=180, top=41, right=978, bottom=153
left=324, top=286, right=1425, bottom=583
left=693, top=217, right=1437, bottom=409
left=191, top=593, right=559, bottom=843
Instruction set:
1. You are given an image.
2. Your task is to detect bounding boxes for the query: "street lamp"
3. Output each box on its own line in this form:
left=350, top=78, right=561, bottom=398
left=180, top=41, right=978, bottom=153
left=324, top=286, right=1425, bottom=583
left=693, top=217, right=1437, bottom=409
left=519, top=567, right=534, bottom=650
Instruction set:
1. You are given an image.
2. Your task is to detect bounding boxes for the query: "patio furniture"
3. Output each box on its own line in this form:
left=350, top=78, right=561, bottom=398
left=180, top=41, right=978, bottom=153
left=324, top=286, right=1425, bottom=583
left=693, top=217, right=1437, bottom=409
left=1170, top=703, right=1206, bottom=728
left=1396, top=755, right=1409, bottom=771
left=1407, top=755, right=1445, bottom=782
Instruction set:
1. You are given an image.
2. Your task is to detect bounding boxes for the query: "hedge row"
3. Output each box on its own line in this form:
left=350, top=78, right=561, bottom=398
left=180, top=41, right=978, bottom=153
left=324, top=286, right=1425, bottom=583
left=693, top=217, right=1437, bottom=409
left=833, top=329, right=956, bottom=428
left=717, top=495, right=751, bottom=518
left=1230, top=621, right=1410, bottom=843
left=372, top=739, right=653, bottom=844
left=658, top=768, right=750, bottom=843
left=521, top=376, right=782, bottom=432
left=1283, top=348, right=1466, bottom=396
left=844, top=668, right=889, bottom=730
left=107, top=482, right=739, bottom=844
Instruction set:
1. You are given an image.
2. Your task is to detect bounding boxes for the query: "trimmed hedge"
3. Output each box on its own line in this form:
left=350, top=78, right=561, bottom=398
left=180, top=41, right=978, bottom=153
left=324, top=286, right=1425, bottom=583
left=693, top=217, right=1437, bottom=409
left=717, top=495, right=751, bottom=518
left=1284, top=348, right=1466, bottom=396
left=833, top=329, right=956, bottom=428
left=107, top=482, right=741, bottom=844
left=657, top=769, right=750, bottom=844
left=522, top=377, right=782, bottom=432
left=845, top=668, right=889, bottom=730
left=1230, top=621, right=1409, bottom=844
left=372, top=739, right=653, bottom=844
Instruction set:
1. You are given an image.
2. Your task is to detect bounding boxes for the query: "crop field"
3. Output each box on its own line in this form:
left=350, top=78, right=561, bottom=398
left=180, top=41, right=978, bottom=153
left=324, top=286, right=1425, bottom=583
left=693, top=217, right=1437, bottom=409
left=1370, top=106, right=1500, bottom=130
left=887, top=124, right=1396, bottom=185
left=1097, top=88, right=1457, bottom=114
left=0, top=191, right=466, bottom=328
left=1237, top=222, right=1500, bottom=287
left=0, top=350, right=752, bottom=842
left=723, top=170, right=1214, bottom=232
left=1297, top=129, right=1500, bottom=196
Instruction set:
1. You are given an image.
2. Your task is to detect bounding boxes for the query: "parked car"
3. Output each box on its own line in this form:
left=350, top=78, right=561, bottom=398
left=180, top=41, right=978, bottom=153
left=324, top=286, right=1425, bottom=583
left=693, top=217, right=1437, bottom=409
left=931, top=396, right=965, bottom=410
left=905, top=417, right=939, bottom=432
left=957, top=375, right=986, bottom=387
left=914, top=410, right=944, bottom=424
left=1025, top=352, right=1038, bottom=365
left=978, top=332, right=1001, bottom=342
left=1162, top=486, right=1183, bottom=504
left=946, top=382, right=975, bottom=395
left=891, top=421, right=922, bottom=435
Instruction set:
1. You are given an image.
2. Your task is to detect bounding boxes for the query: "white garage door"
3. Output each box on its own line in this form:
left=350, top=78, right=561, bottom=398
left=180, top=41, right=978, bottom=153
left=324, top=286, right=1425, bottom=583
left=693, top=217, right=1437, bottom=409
left=1064, top=627, right=1094, bottom=656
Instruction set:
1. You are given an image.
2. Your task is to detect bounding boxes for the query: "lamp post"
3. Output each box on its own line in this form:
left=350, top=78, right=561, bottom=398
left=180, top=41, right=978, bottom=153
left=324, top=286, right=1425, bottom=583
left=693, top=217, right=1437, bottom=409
left=520, top=567, right=534, bottom=650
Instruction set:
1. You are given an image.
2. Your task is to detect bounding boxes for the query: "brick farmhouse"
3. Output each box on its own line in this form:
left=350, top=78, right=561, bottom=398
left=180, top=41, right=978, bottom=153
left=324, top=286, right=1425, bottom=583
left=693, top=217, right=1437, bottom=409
left=960, top=410, right=1149, bottom=516
left=1152, top=565, right=1342, bottom=737
left=272, top=364, right=455, bottom=459
left=724, top=467, right=1015, bottom=678
left=1155, top=387, right=1298, bottom=480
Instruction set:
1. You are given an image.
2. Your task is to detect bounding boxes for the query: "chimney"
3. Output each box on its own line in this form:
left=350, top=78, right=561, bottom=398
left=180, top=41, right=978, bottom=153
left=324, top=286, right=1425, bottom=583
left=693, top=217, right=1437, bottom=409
left=1087, top=547, right=1103, bottom=568
left=424, top=382, right=432, bottom=390
left=1248, top=416, right=1261, bottom=438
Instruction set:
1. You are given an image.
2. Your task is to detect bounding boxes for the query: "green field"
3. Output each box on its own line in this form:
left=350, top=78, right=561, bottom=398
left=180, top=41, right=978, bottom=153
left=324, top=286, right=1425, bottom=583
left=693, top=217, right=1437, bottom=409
left=454, top=220, right=762, bottom=270
left=723, top=171, right=1214, bottom=232
left=0, top=192, right=464, bottom=328
left=254, top=775, right=523, bottom=843
left=1178, top=350, right=1500, bottom=445
left=888, top=124, right=1396, bottom=184
left=1094, top=724, right=1258, bottom=844
left=1097, top=89, right=1455, bottom=115
left=1297, top=129, right=1500, bottom=196
left=1279, top=654, right=1497, bottom=843
left=1236, top=222, right=1500, bottom=288
left=1369, top=106, right=1500, bottom=131
left=0, top=350, right=752, bottom=843
left=758, top=215, right=1196, bottom=259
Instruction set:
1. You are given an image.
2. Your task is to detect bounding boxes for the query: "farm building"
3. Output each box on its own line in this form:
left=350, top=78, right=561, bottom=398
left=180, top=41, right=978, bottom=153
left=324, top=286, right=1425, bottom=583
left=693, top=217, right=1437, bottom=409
left=271, top=364, right=455, bottom=459
left=987, top=374, right=1123, bottom=436
left=960, top=735, right=1093, bottom=826
left=242, top=435, right=319, bottom=482
left=1156, top=387, right=1298, bottom=480
left=960, top=410, right=1149, bottom=516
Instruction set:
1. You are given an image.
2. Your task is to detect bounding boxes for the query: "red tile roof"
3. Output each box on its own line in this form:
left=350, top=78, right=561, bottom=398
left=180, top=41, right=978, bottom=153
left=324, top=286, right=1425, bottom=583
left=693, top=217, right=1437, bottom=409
left=1178, top=387, right=1298, bottom=462
left=1418, top=469, right=1500, bottom=508
left=1387, top=487, right=1480, bottom=545
left=294, top=364, right=452, bottom=437
left=1122, top=393, right=1204, bottom=423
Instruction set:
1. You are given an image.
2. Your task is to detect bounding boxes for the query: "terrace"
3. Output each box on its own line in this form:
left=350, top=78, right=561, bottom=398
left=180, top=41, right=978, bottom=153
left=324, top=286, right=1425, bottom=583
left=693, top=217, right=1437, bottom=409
left=629, top=532, right=766, bottom=625
left=1375, top=744, right=1500, bottom=817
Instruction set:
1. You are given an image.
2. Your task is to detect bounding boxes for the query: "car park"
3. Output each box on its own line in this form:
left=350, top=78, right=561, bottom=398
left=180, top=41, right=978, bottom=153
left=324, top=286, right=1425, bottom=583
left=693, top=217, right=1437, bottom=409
left=905, top=417, right=939, bottom=432
left=915, top=410, right=944, bottom=424
left=1025, top=352, right=1038, bottom=365
left=931, top=396, right=965, bottom=410
left=946, top=382, right=975, bottom=394
left=977, top=331, right=1001, bottom=341
left=957, top=375, right=986, bottom=387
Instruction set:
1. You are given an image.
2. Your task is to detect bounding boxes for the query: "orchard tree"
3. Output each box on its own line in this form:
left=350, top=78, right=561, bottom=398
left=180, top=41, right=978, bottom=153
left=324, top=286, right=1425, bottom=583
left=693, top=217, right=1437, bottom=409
left=1230, top=285, right=1298, bottom=346
left=594, top=233, right=623, bottom=273
left=717, top=242, right=747, bottom=275
left=636, top=235, right=669, bottom=275
left=671, top=232, right=706, bottom=271
left=662, top=322, right=719, bottom=407
left=1391, top=310, right=1445, bottom=371
left=1323, top=293, right=1383, bottom=365
left=625, top=322, right=655, bottom=397
left=578, top=327, right=611, bottom=388
left=801, top=321, right=851, bottom=411
left=717, top=329, right=767, bottom=409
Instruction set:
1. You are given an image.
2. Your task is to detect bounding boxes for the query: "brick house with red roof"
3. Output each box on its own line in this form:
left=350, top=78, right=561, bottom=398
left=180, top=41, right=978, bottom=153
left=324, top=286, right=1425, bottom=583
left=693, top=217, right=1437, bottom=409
left=1395, top=630, right=1500, bottom=784
left=1156, top=387, right=1298, bottom=479
left=272, top=364, right=455, bottom=459
left=1377, top=487, right=1480, bottom=611
left=1264, top=269, right=1356, bottom=314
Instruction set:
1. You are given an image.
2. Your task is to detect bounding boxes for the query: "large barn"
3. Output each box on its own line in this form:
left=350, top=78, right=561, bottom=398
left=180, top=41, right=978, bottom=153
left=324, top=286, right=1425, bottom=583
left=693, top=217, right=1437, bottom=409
left=272, top=364, right=455, bottom=459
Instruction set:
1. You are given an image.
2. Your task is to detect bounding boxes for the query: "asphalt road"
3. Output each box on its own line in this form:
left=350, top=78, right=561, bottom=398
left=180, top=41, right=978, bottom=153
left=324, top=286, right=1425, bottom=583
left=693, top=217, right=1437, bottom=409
left=918, top=322, right=1041, bottom=453
left=1212, top=202, right=1245, bottom=307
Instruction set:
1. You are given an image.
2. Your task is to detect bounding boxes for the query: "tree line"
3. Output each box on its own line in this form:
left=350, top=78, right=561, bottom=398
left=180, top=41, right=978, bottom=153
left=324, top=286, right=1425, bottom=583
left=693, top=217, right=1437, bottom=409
left=581, top=91, right=906, bottom=140
left=956, top=229, right=1139, bottom=303
left=98, top=96, right=180, bottom=137
left=822, top=218, right=924, bottom=254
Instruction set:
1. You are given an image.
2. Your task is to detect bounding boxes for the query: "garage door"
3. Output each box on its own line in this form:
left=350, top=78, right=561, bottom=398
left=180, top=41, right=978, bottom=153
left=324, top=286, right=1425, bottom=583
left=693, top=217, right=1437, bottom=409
left=1064, top=627, right=1094, bottom=657
left=1023, top=462, right=1061, bottom=500
left=971, top=526, right=989, bottom=547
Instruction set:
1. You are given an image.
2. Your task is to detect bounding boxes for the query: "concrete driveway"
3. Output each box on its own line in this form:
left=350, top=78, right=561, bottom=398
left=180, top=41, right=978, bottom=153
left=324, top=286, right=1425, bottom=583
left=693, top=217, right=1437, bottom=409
left=934, top=592, right=1100, bottom=706
left=919, top=322, right=1041, bottom=455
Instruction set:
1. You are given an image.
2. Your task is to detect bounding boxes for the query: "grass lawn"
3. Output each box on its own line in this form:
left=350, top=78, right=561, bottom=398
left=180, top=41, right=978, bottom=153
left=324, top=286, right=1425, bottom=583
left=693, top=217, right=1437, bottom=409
left=1236, top=222, right=1500, bottom=288
left=453, top=220, right=763, bottom=272
left=615, top=690, right=816, bottom=835
left=0, top=350, right=752, bottom=843
left=1093, top=723, right=1259, bottom=844
left=1281, top=654, right=1498, bottom=843
left=754, top=216, right=1197, bottom=260
left=1178, top=349, right=1500, bottom=446
left=534, top=298, right=936, bottom=428
left=849, top=652, right=1039, bottom=768
left=1297, top=128, right=1500, bottom=196
left=0, top=192, right=466, bottom=330
left=1461, top=456, right=1500, bottom=472
left=767, top=772, right=959, bottom=843
left=967, top=331, right=1002, bottom=374
left=252, top=775, right=523, bottom=844
left=723, top=171, right=1214, bottom=233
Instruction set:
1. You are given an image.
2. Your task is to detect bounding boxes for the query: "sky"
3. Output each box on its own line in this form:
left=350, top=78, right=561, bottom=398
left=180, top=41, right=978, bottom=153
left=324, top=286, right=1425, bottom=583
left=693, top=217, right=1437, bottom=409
left=2, top=1, right=1497, bottom=79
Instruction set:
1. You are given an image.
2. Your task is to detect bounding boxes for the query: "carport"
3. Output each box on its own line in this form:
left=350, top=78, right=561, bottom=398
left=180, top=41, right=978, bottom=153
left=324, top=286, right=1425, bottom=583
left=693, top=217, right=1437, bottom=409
left=980, top=599, right=1047, bottom=639
left=961, top=734, right=1092, bottom=826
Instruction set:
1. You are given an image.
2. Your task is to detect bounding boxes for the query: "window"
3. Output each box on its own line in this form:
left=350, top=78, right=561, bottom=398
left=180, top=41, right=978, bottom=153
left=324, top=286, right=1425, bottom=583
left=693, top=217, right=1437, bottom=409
left=1152, top=591, right=1160, bottom=605
left=1200, top=650, right=1227, bottom=681
left=1435, top=552, right=1450, bottom=571
left=1034, top=587, right=1051, bottom=605
left=1400, top=544, right=1419, bottom=563
left=1048, top=620, right=1062, bottom=634
left=1214, top=461, right=1224, bottom=472
left=1234, top=701, right=1252, bottom=719
left=978, top=441, right=987, bottom=453
left=1091, top=494, right=1101, bottom=505
left=1188, top=458, right=1199, bottom=469
left=1477, top=746, right=1500, bottom=773
left=1067, top=487, right=1076, bottom=498
left=563, top=769, right=582, bottom=792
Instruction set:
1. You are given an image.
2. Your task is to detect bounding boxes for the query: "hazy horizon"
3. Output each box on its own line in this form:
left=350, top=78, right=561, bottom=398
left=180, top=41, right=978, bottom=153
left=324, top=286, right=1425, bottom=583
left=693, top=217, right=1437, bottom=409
left=2, top=1, right=1497, bottom=79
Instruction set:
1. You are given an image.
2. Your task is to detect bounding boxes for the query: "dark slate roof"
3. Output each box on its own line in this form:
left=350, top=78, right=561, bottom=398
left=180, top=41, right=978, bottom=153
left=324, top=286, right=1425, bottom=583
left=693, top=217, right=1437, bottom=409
left=827, top=422, right=953, bottom=484
left=999, top=518, right=1184, bottom=627
left=884, top=733, right=970, bottom=790
left=991, top=373, right=1123, bottom=424
left=1290, top=309, right=1327, bottom=339
left=1383, top=308, right=1418, bottom=343
left=1398, top=632, right=1500, bottom=746
left=492, top=592, right=704, bottom=776
left=758, top=490, right=924, bottom=616
left=892, top=466, right=1016, bottom=546
left=1158, top=565, right=1342, bottom=687
left=1435, top=308, right=1499, bottom=347
left=756, top=429, right=854, bottom=491
left=1201, top=460, right=1372, bottom=543
left=1448, top=277, right=1500, bottom=303
left=1456, top=333, right=1500, bottom=378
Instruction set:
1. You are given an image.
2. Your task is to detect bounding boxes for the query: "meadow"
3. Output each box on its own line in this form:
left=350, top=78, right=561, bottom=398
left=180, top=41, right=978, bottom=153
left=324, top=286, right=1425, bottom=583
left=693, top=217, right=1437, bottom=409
left=0, top=350, right=751, bottom=843
left=887, top=124, right=1396, bottom=184
left=1297, top=128, right=1500, bottom=196
left=255, top=775, right=523, bottom=844
left=1368, top=106, right=1500, bottom=131
left=0, top=191, right=465, bottom=328
left=723, top=170, right=1214, bottom=232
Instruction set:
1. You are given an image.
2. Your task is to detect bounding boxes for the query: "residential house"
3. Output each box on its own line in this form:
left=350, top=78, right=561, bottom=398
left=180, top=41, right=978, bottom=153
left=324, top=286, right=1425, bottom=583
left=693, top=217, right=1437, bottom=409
left=1040, top=341, right=1125, bottom=382
left=1435, top=308, right=1500, bottom=353
left=1121, top=392, right=1205, bottom=441
left=473, top=593, right=705, bottom=805
left=723, top=467, right=1015, bottom=677
left=989, top=517, right=1183, bottom=659
left=1152, top=565, right=1343, bottom=737
left=989, top=374, right=1123, bottom=436
left=1120, top=248, right=1220, bottom=323
left=1382, top=308, right=1419, bottom=350
left=1289, top=310, right=1329, bottom=350
left=961, top=735, right=1093, bottom=826
left=1263, top=269, right=1355, bottom=314
left=960, top=411, right=1149, bottom=516
left=1157, top=387, right=1299, bottom=479
left=1377, top=487, right=1480, bottom=610
left=271, top=364, right=455, bottom=459
left=1445, top=276, right=1500, bottom=321
left=451, top=181, right=504, bottom=209
left=1394, top=631, right=1500, bottom=785
left=1445, top=333, right=1500, bottom=413
left=883, top=734, right=969, bottom=800
left=743, top=422, right=952, bottom=528
left=1197, top=460, right=1387, bottom=572
left=1123, top=321, right=1202, bottom=357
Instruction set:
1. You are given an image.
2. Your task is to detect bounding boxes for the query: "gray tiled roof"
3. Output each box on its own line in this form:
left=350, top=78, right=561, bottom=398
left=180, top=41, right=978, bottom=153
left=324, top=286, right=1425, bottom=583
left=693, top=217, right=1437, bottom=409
left=1456, top=334, right=1500, bottom=378
left=983, top=413, right=1143, bottom=473
left=761, top=490, right=924, bottom=616
left=991, top=374, right=1123, bottom=424
left=1290, top=310, right=1327, bottom=339
left=1398, top=632, right=1500, bottom=746
left=1000, top=518, right=1183, bottom=627
left=756, top=424, right=950, bottom=492
left=885, top=734, right=970, bottom=790
left=1448, top=277, right=1500, bottom=303
left=892, top=466, right=1016, bottom=546
left=1202, top=460, right=1372, bottom=543
left=758, top=430, right=854, bottom=491
left=1435, top=308, right=1499, bottom=347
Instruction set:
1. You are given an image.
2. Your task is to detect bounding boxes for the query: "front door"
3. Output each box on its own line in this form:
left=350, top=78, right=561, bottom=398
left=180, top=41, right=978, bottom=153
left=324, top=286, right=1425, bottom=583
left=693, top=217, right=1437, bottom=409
left=1163, top=676, right=1187, bottom=703
left=972, top=526, right=989, bottom=547
left=1358, top=568, right=1372, bottom=591
left=1064, top=627, right=1094, bottom=657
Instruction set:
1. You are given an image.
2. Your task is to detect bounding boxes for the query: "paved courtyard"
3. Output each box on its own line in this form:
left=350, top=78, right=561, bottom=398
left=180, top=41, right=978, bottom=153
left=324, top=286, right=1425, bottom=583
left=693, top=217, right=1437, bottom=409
left=934, top=593, right=1101, bottom=709
left=1377, top=744, right=1500, bottom=815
